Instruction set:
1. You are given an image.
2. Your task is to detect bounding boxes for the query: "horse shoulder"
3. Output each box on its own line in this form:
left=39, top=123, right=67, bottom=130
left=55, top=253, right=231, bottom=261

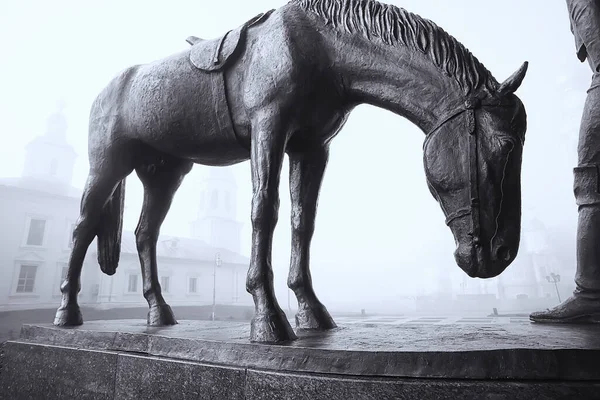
left=240, top=11, right=317, bottom=113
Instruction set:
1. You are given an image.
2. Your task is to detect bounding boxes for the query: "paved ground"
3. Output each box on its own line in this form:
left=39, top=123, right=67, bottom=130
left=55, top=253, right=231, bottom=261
left=0, top=306, right=531, bottom=344
left=334, top=315, right=532, bottom=325
left=0, top=305, right=254, bottom=344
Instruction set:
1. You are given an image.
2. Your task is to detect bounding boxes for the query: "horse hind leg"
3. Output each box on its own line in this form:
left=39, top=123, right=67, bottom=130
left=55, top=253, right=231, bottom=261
left=135, top=152, right=193, bottom=326
left=54, top=162, right=133, bottom=326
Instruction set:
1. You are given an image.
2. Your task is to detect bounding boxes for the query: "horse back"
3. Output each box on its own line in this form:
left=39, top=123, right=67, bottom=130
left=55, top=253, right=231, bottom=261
left=189, top=10, right=275, bottom=72
left=91, top=49, right=249, bottom=165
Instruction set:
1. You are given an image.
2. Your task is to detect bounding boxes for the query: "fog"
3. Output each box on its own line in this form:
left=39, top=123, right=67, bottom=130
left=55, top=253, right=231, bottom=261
left=0, top=0, right=588, bottom=324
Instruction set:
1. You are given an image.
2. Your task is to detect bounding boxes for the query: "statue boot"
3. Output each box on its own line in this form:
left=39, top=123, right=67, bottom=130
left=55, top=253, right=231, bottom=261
left=530, top=165, right=600, bottom=323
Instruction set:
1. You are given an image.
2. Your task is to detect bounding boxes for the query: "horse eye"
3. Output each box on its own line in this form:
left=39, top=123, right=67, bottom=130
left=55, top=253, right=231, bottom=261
left=503, top=138, right=515, bottom=149
left=495, top=136, right=515, bottom=150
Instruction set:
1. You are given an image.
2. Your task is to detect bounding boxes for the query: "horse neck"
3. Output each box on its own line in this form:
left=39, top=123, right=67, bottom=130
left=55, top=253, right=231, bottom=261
left=328, top=33, right=469, bottom=133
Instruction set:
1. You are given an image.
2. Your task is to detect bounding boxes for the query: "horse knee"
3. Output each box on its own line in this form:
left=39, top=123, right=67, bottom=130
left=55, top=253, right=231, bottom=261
left=251, top=190, right=279, bottom=229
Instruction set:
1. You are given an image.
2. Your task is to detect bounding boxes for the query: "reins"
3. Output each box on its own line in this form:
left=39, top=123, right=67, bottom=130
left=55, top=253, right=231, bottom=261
left=423, top=95, right=502, bottom=253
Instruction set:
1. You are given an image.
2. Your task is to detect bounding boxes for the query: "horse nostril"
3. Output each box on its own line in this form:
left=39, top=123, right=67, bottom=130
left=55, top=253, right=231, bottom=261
left=496, top=246, right=511, bottom=261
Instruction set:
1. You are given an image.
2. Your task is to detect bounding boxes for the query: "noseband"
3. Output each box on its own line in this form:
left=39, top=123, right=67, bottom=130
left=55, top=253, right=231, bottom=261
left=424, top=96, right=485, bottom=247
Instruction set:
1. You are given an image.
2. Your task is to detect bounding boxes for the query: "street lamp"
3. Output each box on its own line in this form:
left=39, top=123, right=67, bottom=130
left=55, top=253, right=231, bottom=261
left=546, top=272, right=561, bottom=303
left=212, top=252, right=222, bottom=321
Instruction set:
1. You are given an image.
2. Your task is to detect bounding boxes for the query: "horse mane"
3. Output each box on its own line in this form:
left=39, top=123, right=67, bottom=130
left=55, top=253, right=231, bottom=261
left=292, top=0, right=499, bottom=95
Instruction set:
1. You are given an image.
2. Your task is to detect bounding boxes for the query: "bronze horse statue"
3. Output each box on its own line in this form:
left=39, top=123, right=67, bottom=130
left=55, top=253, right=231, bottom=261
left=54, top=0, right=528, bottom=343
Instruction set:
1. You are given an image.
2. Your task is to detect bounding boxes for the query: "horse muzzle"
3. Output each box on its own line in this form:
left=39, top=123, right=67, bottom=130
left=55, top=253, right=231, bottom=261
left=454, top=240, right=517, bottom=278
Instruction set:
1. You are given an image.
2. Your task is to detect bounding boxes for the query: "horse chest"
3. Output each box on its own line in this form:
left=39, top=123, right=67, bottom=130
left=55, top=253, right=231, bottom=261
left=302, top=112, right=349, bottom=144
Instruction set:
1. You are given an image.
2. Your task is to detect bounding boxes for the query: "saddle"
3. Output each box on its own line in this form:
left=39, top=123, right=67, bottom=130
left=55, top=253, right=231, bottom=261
left=187, top=10, right=274, bottom=72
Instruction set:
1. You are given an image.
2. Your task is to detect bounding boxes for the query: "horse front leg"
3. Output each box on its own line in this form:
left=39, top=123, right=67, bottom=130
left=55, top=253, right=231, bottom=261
left=288, top=147, right=337, bottom=330
left=246, top=113, right=297, bottom=343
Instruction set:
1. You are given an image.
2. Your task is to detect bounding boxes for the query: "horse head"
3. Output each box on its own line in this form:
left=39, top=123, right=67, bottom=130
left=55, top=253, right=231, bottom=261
left=423, top=62, right=528, bottom=279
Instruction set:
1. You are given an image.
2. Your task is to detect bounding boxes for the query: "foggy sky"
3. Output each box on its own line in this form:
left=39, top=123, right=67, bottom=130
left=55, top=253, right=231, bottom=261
left=0, top=1, right=588, bottom=303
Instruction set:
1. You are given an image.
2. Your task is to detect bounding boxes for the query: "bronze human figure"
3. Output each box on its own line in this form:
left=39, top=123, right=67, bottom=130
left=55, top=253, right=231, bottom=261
left=531, top=0, right=600, bottom=323
left=54, top=0, right=528, bottom=343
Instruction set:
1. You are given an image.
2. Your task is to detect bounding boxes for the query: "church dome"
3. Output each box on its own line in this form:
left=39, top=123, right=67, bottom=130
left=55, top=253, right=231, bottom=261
left=46, top=110, right=67, bottom=139
left=21, top=100, right=77, bottom=188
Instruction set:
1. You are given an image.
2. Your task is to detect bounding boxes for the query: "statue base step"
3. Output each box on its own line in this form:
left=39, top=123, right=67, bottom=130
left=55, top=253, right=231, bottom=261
left=2, top=319, right=600, bottom=399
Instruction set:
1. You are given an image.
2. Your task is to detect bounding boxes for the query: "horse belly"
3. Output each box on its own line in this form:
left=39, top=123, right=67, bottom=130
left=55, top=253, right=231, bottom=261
left=127, top=52, right=250, bottom=166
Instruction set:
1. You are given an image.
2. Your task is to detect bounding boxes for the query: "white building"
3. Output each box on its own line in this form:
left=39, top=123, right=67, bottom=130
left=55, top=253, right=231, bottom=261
left=0, top=105, right=252, bottom=310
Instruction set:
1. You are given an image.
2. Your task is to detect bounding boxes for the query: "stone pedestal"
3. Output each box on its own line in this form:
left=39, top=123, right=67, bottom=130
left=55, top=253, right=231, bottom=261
left=2, top=320, right=600, bottom=399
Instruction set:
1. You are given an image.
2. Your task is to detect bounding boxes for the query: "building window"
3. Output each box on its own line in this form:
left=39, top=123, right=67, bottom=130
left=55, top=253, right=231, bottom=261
left=16, top=265, right=37, bottom=293
left=189, top=277, right=198, bottom=293
left=26, top=218, right=46, bottom=246
left=161, top=276, right=170, bottom=293
left=128, top=274, right=139, bottom=293
left=211, top=191, right=219, bottom=209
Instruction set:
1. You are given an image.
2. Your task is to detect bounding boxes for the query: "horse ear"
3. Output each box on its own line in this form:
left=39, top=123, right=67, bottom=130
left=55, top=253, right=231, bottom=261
left=186, top=36, right=203, bottom=46
left=497, top=61, right=529, bottom=96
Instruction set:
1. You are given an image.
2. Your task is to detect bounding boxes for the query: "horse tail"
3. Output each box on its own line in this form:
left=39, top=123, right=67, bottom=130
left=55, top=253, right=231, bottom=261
left=97, top=179, right=126, bottom=276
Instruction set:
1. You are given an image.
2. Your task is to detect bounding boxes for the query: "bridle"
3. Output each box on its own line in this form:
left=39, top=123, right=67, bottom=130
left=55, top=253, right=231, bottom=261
left=423, top=95, right=499, bottom=249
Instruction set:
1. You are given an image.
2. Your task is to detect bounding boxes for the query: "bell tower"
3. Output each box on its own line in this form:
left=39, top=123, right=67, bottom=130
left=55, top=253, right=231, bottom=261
left=22, top=100, right=77, bottom=186
left=190, top=167, right=244, bottom=253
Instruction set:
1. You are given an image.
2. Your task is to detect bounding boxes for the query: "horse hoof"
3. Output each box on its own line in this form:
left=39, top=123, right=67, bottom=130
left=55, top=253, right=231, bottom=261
left=147, top=304, right=177, bottom=326
left=295, top=303, right=337, bottom=330
left=250, top=311, right=297, bottom=343
left=53, top=305, right=83, bottom=326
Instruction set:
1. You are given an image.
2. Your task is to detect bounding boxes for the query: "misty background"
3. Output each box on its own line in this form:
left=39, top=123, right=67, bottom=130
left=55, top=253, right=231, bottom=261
left=0, top=0, right=589, bottom=323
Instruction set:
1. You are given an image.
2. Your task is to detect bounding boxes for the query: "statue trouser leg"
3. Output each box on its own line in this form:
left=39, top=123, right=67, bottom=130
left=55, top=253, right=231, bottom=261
left=530, top=76, right=600, bottom=322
